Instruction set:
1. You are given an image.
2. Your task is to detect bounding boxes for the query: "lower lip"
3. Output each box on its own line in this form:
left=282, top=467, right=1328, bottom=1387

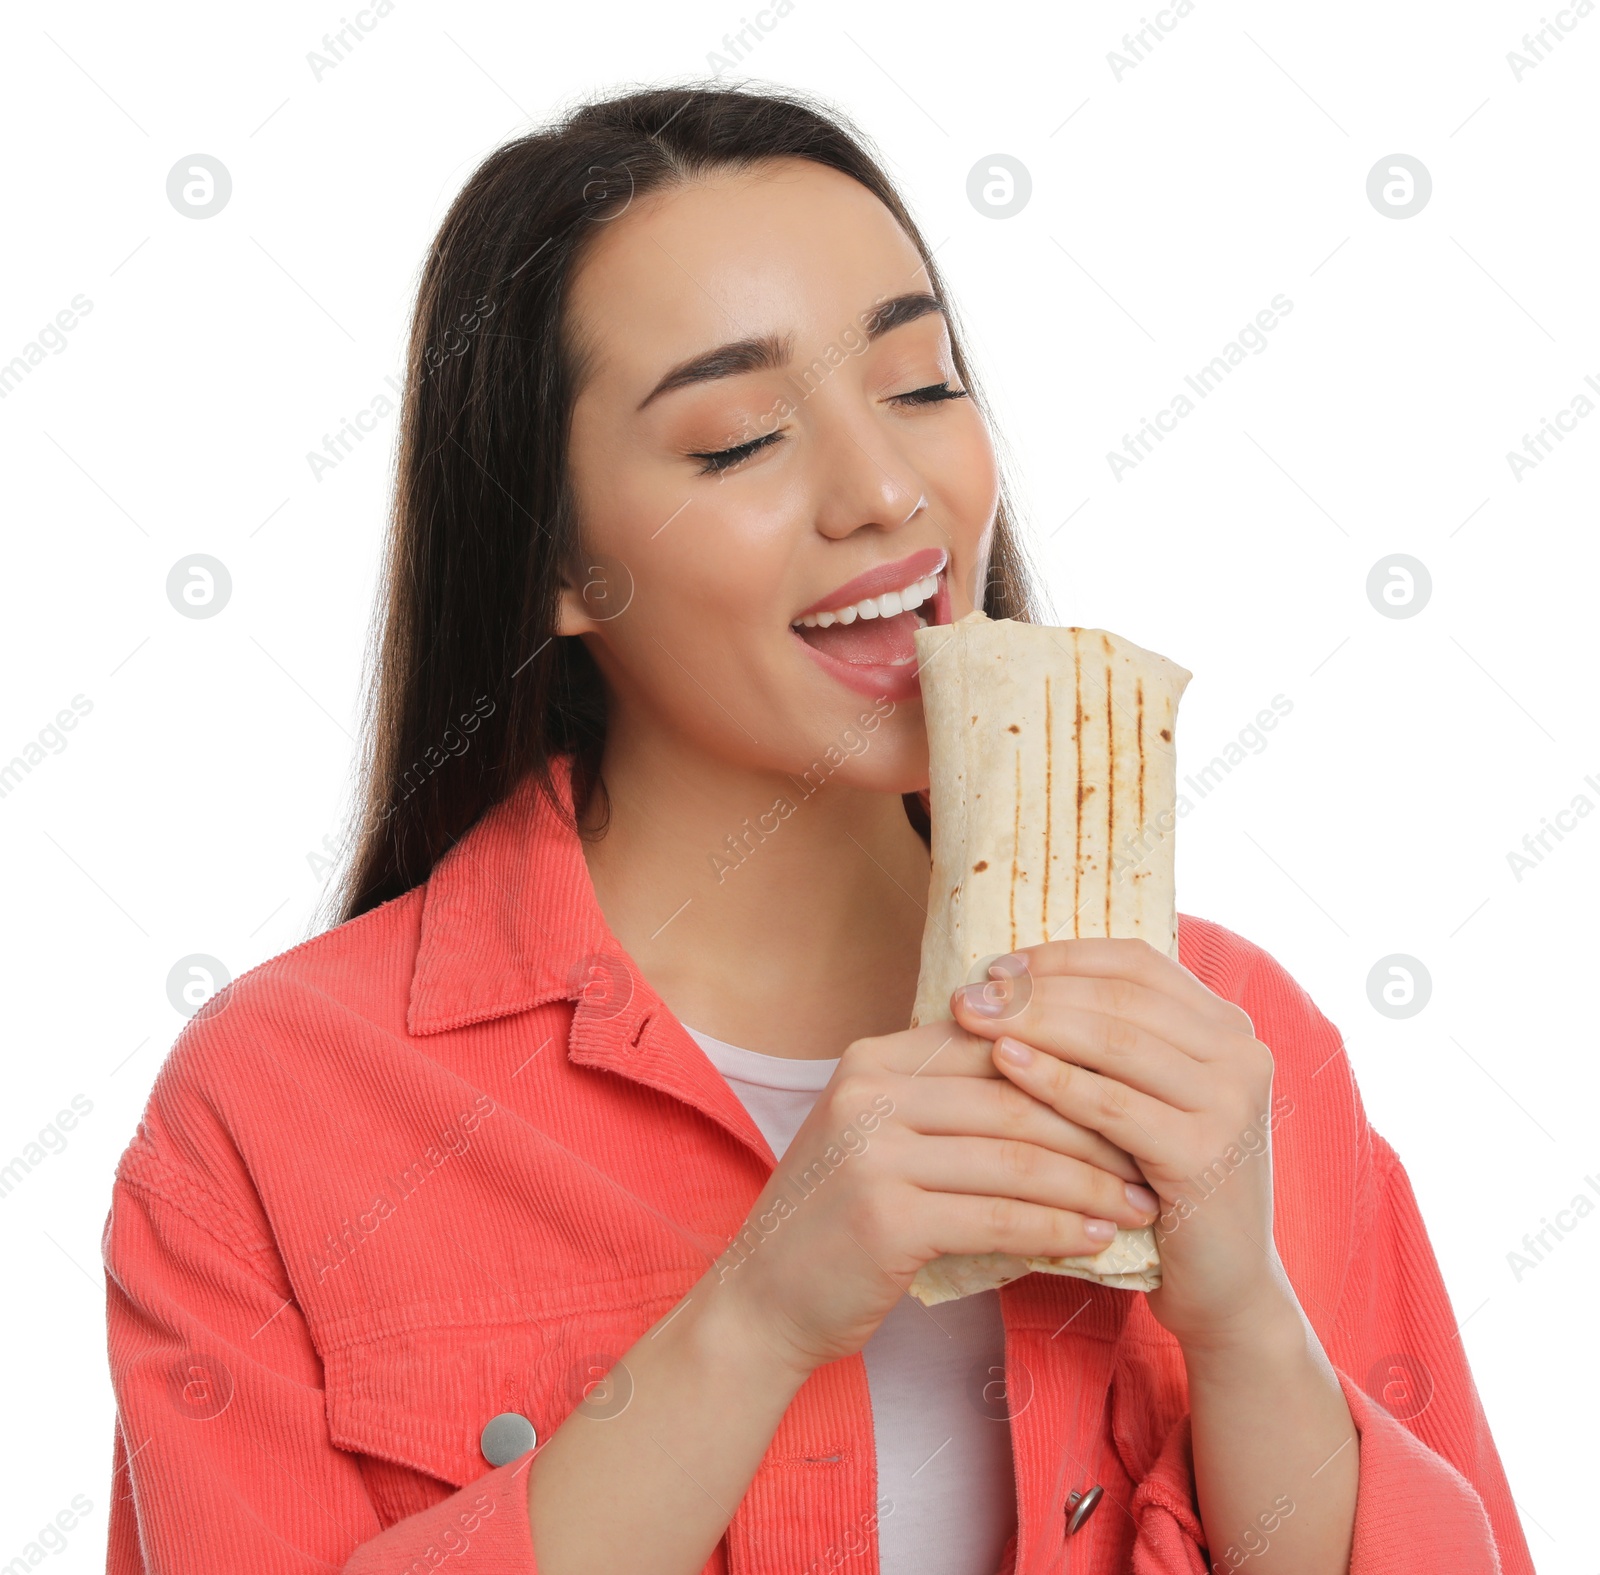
left=791, top=571, right=954, bottom=704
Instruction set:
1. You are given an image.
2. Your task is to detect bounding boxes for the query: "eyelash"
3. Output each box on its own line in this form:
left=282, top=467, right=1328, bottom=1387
left=689, top=381, right=969, bottom=476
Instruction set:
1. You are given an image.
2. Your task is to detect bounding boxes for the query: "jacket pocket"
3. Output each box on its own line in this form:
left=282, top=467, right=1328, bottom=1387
left=323, top=1303, right=550, bottom=1488
left=320, top=1282, right=676, bottom=1490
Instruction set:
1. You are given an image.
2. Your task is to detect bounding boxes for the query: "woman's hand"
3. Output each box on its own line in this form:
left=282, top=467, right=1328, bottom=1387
left=948, top=937, right=1290, bottom=1350
left=715, top=1016, right=1164, bottom=1376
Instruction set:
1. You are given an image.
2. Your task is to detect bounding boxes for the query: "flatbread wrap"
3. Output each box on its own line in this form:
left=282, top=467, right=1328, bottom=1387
left=906, top=610, right=1192, bottom=1307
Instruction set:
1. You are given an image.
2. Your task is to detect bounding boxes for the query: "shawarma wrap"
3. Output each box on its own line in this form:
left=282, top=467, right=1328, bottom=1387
left=906, top=611, right=1192, bottom=1307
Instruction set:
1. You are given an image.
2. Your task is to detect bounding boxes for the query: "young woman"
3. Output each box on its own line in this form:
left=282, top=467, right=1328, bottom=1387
left=103, top=84, right=1531, bottom=1575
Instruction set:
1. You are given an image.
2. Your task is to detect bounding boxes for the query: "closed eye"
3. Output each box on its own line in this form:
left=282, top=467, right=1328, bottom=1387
left=689, top=430, right=782, bottom=476
left=890, top=381, right=968, bottom=406
left=688, top=382, right=968, bottom=476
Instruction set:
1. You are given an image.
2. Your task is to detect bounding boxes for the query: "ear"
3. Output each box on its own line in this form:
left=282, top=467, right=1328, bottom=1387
left=555, top=573, right=599, bottom=638
left=556, top=551, right=636, bottom=633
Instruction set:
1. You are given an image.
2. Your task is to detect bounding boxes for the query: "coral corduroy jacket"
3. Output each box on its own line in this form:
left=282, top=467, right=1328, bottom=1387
left=103, top=752, right=1532, bottom=1574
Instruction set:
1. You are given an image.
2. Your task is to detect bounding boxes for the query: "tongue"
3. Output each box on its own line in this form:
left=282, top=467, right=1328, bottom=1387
left=798, top=608, right=924, bottom=666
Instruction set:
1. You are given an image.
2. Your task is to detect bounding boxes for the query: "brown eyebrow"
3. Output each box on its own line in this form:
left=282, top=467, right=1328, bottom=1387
left=635, top=291, right=946, bottom=412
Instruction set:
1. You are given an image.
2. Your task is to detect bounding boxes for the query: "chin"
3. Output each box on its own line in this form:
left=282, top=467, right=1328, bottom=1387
left=781, top=705, right=931, bottom=800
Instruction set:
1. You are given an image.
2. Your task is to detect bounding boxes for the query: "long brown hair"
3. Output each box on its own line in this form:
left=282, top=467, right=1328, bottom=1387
left=322, top=79, right=1048, bottom=931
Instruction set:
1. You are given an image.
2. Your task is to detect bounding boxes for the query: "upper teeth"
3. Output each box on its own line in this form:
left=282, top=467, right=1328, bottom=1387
left=794, top=570, right=941, bottom=629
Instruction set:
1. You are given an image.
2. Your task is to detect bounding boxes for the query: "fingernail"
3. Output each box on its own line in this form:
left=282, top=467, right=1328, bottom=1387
left=1124, top=1183, right=1159, bottom=1215
left=995, top=1037, right=1031, bottom=1067
left=956, top=981, right=1009, bottom=1017
left=1084, top=1219, right=1117, bottom=1242
left=988, top=953, right=1028, bottom=978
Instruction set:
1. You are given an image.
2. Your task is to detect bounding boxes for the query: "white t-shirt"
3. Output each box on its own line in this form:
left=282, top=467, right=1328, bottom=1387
left=684, top=1024, right=1017, bottom=1575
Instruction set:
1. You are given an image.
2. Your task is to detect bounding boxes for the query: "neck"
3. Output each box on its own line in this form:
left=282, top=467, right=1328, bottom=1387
left=576, top=724, right=932, bottom=1059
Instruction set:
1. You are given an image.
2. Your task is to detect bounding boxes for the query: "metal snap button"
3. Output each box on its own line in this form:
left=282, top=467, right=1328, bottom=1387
left=1065, top=1485, right=1103, bottom=1535
left=480, top=1411, right=537, bottom=1466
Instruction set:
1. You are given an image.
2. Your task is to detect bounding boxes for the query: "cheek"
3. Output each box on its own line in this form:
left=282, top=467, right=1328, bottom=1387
left=570, top=403, right=794, bottom=606
left=570, top=469, right=797, bottom=721
left=915, top=413, right=999, bottom=599
left=939, top=418, right=1000, bottom=529
left=635, top=485, right=796, bottom=641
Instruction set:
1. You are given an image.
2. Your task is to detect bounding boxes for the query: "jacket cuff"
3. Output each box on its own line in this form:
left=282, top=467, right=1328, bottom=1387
left=1334, top=1367, right=1502, bottom=1575
left=1125, top=1369, right=1506, bottom=1575
left=341, top=1450, right=537, bottom=1573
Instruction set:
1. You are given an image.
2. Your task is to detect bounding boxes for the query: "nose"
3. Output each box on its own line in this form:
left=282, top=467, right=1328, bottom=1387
left=807, top=400, right=929, bottom=542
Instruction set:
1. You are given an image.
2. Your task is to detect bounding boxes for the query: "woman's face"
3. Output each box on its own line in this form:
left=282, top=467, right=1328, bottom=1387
left=559, top=155, right=1000, bottom=793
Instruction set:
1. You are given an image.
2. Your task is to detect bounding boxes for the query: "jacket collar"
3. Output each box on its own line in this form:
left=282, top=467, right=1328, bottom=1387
left=406, top=752, right=778, bottom=1168
left=407, top=752, right=620, bottom=1036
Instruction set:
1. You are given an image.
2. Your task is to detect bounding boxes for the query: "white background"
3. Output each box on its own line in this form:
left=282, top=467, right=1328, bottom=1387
left=1, top=0, right=1591, bottom=1568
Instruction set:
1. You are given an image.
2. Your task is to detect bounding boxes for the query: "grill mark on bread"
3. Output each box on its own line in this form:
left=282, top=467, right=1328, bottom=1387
left=1010, top=749, right=1021, bottom=951
left=1073, top=631, right=1082, bottom=937
left=1043, top=673, right=1052, bottom=936
left=1137, top=678, right=1145, bottom=835
left=1105, top=661, right=1114, bottom=935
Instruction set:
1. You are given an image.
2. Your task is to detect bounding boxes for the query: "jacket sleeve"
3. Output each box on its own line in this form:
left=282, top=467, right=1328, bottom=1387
left=1119, top=924, right=1535, bottom=1575
left=1319, top=1131, right=1535, bottom=1575
left=1121, top=1135, right=1535, bottom=1575
left=103, top=1152, right=541, bottom=1574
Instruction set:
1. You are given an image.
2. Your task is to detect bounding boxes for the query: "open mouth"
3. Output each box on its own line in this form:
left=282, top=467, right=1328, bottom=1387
left=789, top=548, right=953, bottom=702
